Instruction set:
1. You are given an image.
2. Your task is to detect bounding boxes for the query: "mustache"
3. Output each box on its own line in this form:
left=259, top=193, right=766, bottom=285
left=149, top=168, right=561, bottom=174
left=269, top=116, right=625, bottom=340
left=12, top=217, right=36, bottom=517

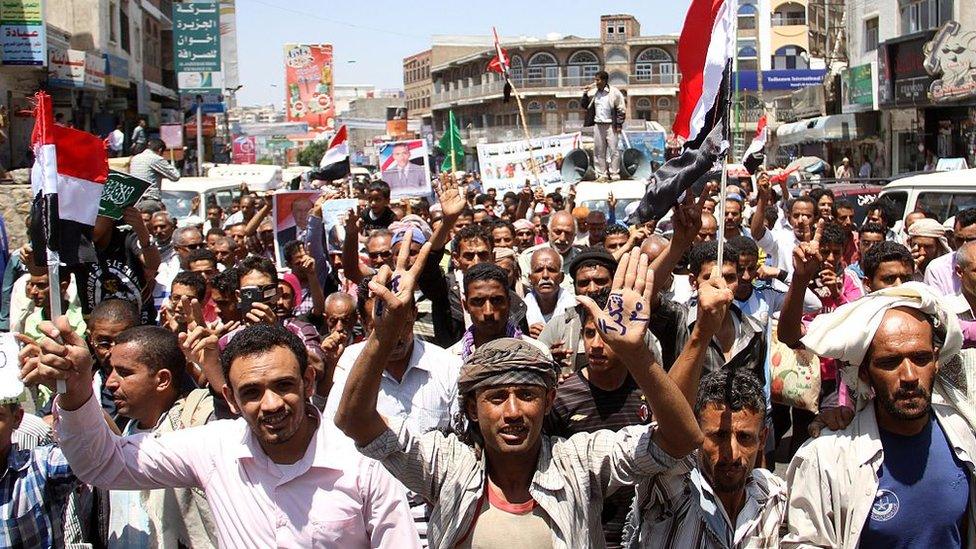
left=893, top=387, right=929, bottom=400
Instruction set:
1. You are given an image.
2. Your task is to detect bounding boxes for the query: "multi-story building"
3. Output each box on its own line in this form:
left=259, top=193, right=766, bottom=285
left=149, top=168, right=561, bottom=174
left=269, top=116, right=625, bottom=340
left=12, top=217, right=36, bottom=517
left=403, top=50, right=430, bottom=122
left=424, top=15, right=678, bottom=146
left=844, top=0, right=975, bottom=176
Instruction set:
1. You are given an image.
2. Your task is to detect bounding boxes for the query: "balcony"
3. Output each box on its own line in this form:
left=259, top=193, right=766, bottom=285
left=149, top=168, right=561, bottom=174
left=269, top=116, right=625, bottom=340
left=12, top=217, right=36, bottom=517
left=629, top=72, right=680, bottom=86
left=772, top=16, right=807, bottom=26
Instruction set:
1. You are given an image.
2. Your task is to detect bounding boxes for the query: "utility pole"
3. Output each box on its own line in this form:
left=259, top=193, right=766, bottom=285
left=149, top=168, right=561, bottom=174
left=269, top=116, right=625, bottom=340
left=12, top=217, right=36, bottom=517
left=196, top=94, right=204, bottom=176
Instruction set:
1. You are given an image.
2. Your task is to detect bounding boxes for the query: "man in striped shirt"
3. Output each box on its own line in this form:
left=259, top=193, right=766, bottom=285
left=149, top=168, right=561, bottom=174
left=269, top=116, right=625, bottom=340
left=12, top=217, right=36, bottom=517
left=624, top=277, right=786, bottom=548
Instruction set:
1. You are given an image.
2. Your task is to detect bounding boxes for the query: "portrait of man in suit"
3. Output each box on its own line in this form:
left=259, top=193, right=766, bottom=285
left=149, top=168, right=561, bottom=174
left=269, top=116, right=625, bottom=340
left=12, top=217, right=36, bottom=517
left=381, top=142, right=427, bottom=191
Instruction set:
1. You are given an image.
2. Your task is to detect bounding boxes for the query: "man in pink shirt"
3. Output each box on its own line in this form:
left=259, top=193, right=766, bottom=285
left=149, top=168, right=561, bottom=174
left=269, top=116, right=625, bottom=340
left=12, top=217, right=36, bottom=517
left=22, top=320, right=420, bottom=548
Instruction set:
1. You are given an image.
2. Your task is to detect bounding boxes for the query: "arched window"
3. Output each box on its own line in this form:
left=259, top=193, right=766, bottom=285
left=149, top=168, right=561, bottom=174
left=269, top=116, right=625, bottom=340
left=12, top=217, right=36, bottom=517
left=527, top=100, right=543, bottom=126
left=527, top=100, right=542, bottom=111
left=545, top=100, right=558, bottom=111
left=609, top=70, right=627, bottom=86
left=567, top=99, right=581, bottom=110
left=738, top=2, right=758, bottom=29
left=605, top=47, right=628, bottom=63
left=738, top=40, right=759, bottom=71
left=772, top=45, right=809, bottom=69
left=772, top=2, right=806, bottom=25
left=527, top=52, right=558, bottom=86
left=566, top=50, right=600, bottom=86
left=510, top=55, right=524, bottom=85
left=634, top=47, right=675, bottom=84
left=657, top=97, right=672, bottom=109
left=635, top=98, right=653, bottom=121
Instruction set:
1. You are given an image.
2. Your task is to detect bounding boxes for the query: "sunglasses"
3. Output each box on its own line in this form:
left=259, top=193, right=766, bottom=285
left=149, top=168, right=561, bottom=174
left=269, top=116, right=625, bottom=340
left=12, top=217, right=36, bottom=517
left=178, top=242, right=204, bottom=250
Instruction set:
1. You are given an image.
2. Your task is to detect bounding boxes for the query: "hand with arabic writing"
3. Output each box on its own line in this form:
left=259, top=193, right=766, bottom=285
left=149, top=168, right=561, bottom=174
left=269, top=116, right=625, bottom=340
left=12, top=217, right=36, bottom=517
left=576, top=249, right=654, bottom=356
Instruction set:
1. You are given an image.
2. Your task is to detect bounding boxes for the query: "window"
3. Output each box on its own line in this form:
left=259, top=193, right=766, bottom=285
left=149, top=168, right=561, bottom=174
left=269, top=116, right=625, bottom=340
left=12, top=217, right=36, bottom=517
left=738, top=3, right=757, bottom=29
left=917, top=192, right=976, bottom=222
left=607, top=26, right=614, bottom=34
left=634, top=47, right=675, bottom=84
left=772, top=45, right=808, bottom=70
left=527, top=100, right=543, bottom=126
left=510, top=55, right=524, bottom=85
left=566, top=50, right=600, bottom=86
left=864, top=17, right=879, bottom=51
left=545, top=100, right=558, bottom=111
left=900, top=0, right=952, bottom=33
left=567, top=99, right=581, bottom=110
left=635, top=98, right=653, bottom=121
left=526, top=52, right=558, bottom=86
left=657, top=97, right=672, bottom=109
left=119, top=3, right=130, bottom=53
left=109, top=2, right=118, bottom=43
left=738, top=40, right=758, bottom=71
left=771, top=2, right=806, bottom=25
left=617, top=26, right=625, bottom=33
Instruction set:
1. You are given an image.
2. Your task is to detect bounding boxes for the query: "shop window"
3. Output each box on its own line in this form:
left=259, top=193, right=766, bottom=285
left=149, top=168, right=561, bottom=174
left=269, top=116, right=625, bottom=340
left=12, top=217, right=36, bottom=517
left=864, top=17, right=879, bottom=52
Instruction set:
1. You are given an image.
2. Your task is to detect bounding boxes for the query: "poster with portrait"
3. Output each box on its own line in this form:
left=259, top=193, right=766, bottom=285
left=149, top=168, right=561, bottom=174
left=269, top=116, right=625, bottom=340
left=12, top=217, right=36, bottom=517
left=476, top=133, right=581, bottom=193
left=271, top=190, right=321, bottom=265
left=377, top=139, right=432, bottom=198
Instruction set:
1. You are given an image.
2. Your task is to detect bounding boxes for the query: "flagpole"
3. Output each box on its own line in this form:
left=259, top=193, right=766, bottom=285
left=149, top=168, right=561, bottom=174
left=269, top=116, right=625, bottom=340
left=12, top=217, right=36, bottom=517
left=714, top=5, right=738, bottom=278
left=46, top=246, right=66, bottom=393
left=508, top=81, right=542, bottom=187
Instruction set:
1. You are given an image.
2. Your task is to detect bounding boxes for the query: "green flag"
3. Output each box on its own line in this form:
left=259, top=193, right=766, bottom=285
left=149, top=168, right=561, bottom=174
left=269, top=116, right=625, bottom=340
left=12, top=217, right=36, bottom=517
left=439, top=110, right=464, bottom=172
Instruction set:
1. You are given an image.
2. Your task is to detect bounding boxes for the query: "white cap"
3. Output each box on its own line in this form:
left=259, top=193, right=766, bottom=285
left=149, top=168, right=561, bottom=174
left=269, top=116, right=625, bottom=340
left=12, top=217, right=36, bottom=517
left=0, top=333, right=26, bottom=405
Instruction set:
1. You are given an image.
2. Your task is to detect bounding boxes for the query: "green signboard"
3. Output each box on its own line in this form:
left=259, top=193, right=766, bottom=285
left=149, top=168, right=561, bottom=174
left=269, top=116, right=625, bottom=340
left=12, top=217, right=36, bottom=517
left=842, top=63, right=875, bottom=113
left=173, top=1, right=221, bottom=93
left=99, top=170, right=152, bottom=220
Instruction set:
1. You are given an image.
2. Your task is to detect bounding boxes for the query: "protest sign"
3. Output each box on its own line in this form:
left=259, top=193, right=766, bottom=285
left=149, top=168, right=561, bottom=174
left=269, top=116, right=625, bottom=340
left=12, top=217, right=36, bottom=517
left=624, top=130, right=666, bottom=165
left=377, top=139, right=432, bottom=199
left=476, top=133, right=580, bottom=192
left=98, top=170, right=152, bottom=220
left=271, top=190, right=320, bottom=264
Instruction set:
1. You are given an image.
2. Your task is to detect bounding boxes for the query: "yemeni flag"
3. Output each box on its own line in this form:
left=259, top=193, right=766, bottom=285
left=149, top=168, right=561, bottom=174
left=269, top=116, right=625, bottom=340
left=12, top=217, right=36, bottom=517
left=312, top=124, right=350, bottom=181
left=29, top=91, right=107, bottom=267
left=439, top=111, right=464, bottom=172
left=672, top=0, right=735, bottom=143
left=741, top=114, right=767, bottom=174
left=486, top=27, right=513, bottom=103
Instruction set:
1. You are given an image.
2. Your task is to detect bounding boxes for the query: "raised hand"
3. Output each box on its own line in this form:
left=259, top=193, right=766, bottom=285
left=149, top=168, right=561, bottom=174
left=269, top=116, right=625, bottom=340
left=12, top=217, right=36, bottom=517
left=368, top=228, right=431, bottom=344
left=671, top=185, right=706, bottom=246
left=19, top=317, right=95, bottom=410
left=793, top=219, right=824, bottom=283
left=696, top=273, right=734, bottom=336
left=576, top=249, right=654, bottom=354
left=436, top=173, right=466, bottom=218
left=343, top=207, right=361, bottom=236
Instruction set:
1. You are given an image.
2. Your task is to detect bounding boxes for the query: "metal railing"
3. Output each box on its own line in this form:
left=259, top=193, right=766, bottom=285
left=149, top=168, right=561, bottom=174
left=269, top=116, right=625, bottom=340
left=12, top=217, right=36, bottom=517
left=772, top=15, right=807, bottom=26
left=629, top=71, right=680, bottom=85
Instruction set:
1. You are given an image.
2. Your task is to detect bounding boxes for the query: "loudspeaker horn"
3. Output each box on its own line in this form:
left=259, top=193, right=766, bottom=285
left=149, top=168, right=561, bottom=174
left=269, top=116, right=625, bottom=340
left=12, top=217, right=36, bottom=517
left=620, top=148, right=652, bottom=180
left=561, top=148, right=594, bottom=184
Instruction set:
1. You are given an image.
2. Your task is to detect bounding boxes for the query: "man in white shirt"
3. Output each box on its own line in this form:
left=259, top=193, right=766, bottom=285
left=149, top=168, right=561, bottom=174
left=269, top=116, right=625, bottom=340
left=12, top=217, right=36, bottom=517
left=750, top=170, right=817, bottom=274
left=107, top=124, right=124, bottom=157
left=581, top=70, right=625, bottom=182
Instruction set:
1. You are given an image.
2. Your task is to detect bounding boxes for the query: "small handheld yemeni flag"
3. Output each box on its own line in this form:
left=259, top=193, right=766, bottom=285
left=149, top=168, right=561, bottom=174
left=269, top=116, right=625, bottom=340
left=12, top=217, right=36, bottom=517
left=29, top=91, right=108, bottom=267
left=312, top=124, right=350, bottom=181
left=741, top=114, right=767, bottom=174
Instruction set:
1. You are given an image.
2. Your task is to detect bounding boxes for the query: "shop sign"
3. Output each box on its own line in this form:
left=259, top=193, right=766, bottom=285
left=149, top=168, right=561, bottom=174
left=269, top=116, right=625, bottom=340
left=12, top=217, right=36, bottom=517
left=924, top=21, right=976, bottom=102
left=48, top=47, right=85, bottom=88
left=733, top=69, right=828, bottom=91
left=184, top=114, right=216, bottom=138
left=103, top=53, right=130, bottom=88
left=1, top=0, right=45, bottom=66
left=84, top=51, right=105, bottom=90
left=173, top=1, right=222, bottom=93
left=842, top=63, right=877, bottom=113
left=878, top=31, right=936, bottom=107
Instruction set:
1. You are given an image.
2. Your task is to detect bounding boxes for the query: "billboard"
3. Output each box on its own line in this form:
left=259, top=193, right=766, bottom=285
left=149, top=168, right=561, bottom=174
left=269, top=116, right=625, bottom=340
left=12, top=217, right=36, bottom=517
left=733, top=69, right=828, bottom=91
left=283, top=43, right=334, bottom=131
left=48, top=47, right=85, bottom=88
left=173, top=1, right=222, bottom=93
left=232, top=135, right=257, bottom=164
left=477, top=133, right=581, bottom=192
left=377, top=139, right=431, bottom=198
left=1, top=0, right=45, bottom=66
left=841, top=63, right=877, bottom=113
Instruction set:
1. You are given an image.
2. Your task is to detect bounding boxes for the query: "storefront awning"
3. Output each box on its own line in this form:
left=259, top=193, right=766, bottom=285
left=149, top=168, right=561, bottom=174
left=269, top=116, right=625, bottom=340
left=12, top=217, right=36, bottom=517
left=146, top=81, right=178, bottom=100
left=776, top=113, right=879, bottom=146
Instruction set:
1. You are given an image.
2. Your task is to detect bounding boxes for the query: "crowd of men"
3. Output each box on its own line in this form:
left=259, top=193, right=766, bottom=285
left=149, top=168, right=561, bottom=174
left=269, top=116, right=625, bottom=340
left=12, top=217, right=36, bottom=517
left=3, top=163, right=975, bottom=548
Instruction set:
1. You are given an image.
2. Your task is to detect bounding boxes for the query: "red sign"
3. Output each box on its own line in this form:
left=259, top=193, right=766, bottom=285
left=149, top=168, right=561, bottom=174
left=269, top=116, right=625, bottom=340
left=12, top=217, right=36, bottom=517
left=184, top=115, right=216, bottom=138
left=232, top=135, right=257, bottom=164
left=283, top=43, right=334, bottom=131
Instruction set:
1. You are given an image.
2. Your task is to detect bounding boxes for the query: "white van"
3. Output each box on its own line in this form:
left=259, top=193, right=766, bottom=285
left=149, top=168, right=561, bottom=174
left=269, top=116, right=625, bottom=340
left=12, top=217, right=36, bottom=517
left=207, top=164, right=283, bottom=192
left=160, top=177, right=243, bottom=220
left=573, top=180, right=647, bottom=220
left=878, top=168, right=976, bottom=223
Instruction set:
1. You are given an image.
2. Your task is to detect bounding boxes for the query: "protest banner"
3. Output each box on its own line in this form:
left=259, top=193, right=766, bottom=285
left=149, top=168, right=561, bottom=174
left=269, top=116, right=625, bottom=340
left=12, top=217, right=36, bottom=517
left=271, top=190, right=320, bottom=264
left=378, top=139, right=432, bottom=199
left=283, top=43, right=334, bottom=131
left=476, top=133, right=580, bottom=192
left=624, top=130, right=667, bottom=165
left=98, top=170, right=152, bottom=220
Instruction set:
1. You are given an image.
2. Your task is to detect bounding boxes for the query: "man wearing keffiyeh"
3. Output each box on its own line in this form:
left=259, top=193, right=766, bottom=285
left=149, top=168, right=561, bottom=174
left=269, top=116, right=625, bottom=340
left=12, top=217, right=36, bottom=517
left=783, top=281, right=976, bottom=547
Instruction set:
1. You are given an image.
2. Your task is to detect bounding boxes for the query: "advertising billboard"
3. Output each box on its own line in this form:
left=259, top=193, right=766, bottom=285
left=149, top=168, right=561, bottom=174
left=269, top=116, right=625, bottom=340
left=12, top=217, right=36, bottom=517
left=283, top=43, right=335, bottom=131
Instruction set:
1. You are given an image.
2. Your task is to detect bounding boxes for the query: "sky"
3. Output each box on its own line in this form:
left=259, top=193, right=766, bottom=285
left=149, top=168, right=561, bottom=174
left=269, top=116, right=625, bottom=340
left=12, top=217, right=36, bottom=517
left=234, top=0, right=692, bottom=107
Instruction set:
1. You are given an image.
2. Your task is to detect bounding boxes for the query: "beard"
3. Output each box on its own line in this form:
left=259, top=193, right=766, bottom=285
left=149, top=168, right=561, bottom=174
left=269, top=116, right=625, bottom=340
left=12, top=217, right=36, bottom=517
left=876, top=385, right=932, bottom=420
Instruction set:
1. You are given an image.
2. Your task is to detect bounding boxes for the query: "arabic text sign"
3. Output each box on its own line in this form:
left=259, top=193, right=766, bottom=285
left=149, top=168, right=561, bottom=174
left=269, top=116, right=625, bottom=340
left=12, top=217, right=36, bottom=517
left=283, top=43, right=334, bottom=131
left=0, top=0, right=41, bottom=22
left=173, top=1, right=221, bottom=92
left=84, top=52, right=105, bottom=89
left=477, top=133, right=581, bottom=192
left=99, top=171, right=152, bottom=220
left=1, top=23, right=44, bottom=65
left=48, top=47, right=85, bottom=88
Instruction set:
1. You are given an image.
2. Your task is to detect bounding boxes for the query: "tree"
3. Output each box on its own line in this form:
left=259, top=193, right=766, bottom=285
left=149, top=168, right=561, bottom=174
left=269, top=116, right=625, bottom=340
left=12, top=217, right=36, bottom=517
left=297, top=140, right=327, bottom=167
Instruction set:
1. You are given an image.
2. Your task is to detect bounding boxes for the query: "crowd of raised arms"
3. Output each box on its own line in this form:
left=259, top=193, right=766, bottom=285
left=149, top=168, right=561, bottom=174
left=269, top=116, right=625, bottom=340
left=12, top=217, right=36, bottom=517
left=3, top=167, right=975, bottom=549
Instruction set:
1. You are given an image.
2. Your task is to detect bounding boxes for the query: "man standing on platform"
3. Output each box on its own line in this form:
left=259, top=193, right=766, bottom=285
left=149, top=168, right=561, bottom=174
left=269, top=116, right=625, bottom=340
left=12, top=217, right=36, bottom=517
left=582, top=70, right=626, bottom=182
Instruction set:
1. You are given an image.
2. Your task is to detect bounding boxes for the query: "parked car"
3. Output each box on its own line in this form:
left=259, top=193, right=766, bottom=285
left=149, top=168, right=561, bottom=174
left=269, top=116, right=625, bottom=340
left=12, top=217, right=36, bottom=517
left=879, top=168, right=976, bottom=224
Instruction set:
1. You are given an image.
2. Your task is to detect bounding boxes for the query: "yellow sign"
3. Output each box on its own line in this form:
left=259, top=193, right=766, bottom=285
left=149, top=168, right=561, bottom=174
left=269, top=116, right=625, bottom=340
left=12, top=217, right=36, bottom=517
left=0, top=0, right=43, bottom=23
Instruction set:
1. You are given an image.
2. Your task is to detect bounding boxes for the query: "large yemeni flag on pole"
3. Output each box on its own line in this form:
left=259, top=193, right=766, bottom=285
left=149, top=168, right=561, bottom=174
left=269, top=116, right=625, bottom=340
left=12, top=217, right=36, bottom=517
left=314, top=124, right=350, bottom=181
left=672, top=0, right=735, bottom=143
left=29, top=91, right=108, bottom=266
left=486, top=27, right=513, bottom=102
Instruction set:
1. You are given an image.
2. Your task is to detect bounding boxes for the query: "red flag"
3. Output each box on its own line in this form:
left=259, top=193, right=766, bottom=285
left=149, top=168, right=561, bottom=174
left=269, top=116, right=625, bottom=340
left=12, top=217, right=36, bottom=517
left=487, top=27, right=510, bottom=74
